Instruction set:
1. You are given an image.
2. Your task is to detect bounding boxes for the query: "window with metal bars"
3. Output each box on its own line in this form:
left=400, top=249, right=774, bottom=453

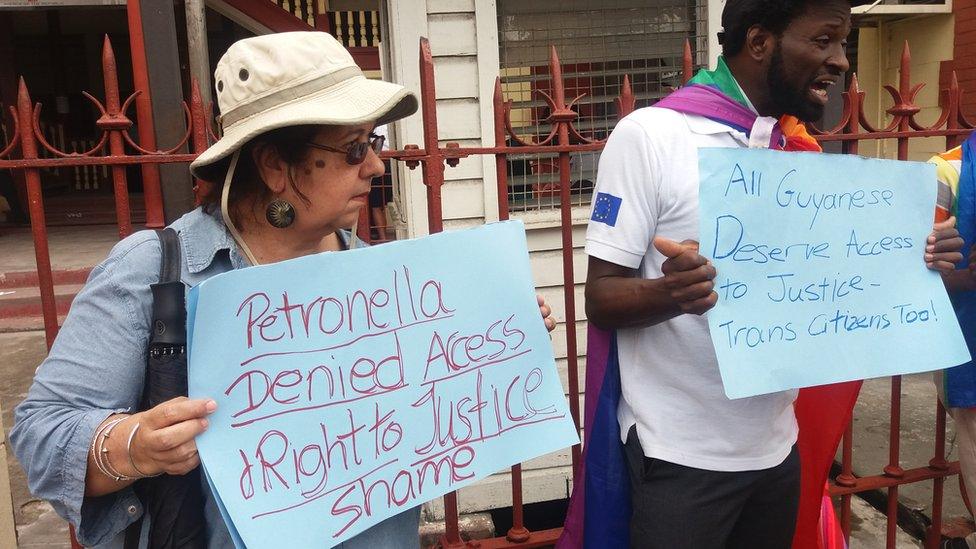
left=497, top=0, right=708, bottom=214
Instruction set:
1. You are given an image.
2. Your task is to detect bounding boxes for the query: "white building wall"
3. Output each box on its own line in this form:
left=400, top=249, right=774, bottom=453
left=383, top=0, right=722, bottom=519
left=385, top=0, right=580, bottom=519
left=384, top=0, right=500, bottom=241
left=708, top=0, right=723, bottom=67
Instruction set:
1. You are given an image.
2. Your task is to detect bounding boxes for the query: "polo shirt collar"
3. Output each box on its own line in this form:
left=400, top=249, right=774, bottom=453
left=679, top=113, right=751, bottom=147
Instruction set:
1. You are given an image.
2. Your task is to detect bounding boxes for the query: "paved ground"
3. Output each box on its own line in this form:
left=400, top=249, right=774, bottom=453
left=2, top=331, right=71, bottom=547
left=0, top=224, right=120, bottom=273
left=852, top=376, right=969, bottom=520
left=846, top=496, right=922, bottom=548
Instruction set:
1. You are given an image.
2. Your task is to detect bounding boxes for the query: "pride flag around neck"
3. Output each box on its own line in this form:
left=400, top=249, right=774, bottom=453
left=557, top=71, right=858, bottom=549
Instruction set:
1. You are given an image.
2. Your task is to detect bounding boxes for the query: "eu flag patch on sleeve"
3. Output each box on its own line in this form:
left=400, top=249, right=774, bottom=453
left=591, top=192, right=623, bottom=227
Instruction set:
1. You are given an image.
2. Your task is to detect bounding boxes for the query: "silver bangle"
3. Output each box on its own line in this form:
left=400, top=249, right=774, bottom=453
left=93, top=417, right=137, bottom=482
left=125, top=423, right=161, bottom=478
left=101, top=418, right=136, bottom=482
left=92, top=417, right=125, bottom=480
left=90, top=420, right=113, bottom=479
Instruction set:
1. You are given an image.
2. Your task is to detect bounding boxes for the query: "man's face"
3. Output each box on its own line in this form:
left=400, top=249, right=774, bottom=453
left=765, top=1, right=852, bottom=122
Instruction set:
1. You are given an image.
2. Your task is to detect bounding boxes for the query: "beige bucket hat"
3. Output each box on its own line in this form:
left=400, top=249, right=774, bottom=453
left=190, top=31, right=418, bottom=180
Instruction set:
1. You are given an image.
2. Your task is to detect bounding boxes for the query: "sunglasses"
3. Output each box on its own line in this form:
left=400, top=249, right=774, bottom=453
left=306, top=133, right=385, bottom=165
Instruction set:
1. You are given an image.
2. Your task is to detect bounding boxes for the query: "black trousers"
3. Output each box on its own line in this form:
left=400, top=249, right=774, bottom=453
left=624, top=426, right=800, bottom=549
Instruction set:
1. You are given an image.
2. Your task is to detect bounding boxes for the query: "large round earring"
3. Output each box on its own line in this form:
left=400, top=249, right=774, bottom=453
left=265, top=199, right=296, bottom=228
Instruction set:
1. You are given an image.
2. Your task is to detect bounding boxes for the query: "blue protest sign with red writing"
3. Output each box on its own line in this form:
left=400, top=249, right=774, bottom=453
left=698, top=148, right=970, bottom=398
left=187, top=220, right=579, bottom=548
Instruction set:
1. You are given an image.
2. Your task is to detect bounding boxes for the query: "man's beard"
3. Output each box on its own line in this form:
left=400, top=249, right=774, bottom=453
left=766, top=45, right=826, bottom=123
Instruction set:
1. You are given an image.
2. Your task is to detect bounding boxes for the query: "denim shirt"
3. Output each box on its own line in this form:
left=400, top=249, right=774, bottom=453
left=11, top=207, right=420, bottom=548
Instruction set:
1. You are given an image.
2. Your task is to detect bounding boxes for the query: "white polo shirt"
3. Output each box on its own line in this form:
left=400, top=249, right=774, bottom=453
left=585, top=106, right=798, bottom=472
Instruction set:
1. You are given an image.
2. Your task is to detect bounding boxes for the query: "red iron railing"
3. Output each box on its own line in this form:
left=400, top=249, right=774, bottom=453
left=1, top=21, right=974, bottom=549
left=808, top=43, right=973, bottom=549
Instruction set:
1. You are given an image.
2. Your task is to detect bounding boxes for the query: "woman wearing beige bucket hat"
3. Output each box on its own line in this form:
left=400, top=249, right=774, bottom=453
left=11, top=31, right=556, bottom=549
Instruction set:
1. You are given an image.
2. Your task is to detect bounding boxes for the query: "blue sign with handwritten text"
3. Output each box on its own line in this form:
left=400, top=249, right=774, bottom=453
left=187, top=221, right=579, bottom=548
left=698, top=148, right=970, bottom=399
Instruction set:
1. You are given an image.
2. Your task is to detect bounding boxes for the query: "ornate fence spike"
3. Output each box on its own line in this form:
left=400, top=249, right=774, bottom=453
left=493, top=76, right=511, bottom=220
left=683, top=38, right=694, bottom=85
left=884, top=41, right=922, bottom=125
left=101, top=36, right=126, bottom=124
left=15, top=76, right=59, bottom=348
left=99, top=34, right=134, bottom=238
left=844, top=72, right=862, bottom=135
left=544, top=46, right=590, bottom=144
left=16, top=78, right=37, bottom=159
left=900, top=40, right=912, bottom=101
left=548, top=45, right=566, bottom=112
left=616, top=74, right=635, bottom=120
left=847, top=72, right=882, bottom=135
left=493, top=76, right=506, bottom=146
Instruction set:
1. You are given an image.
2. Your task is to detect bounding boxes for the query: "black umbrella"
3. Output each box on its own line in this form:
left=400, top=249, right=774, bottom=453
left=126, top=228, right=206, bottom=549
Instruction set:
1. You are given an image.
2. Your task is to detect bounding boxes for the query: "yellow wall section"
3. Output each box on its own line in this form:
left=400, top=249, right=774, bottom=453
left=856, top=14, right=955, bottom=161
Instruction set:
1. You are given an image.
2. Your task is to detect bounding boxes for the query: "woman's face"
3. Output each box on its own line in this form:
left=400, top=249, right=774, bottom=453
left=282, top=122, right=384, bottom=235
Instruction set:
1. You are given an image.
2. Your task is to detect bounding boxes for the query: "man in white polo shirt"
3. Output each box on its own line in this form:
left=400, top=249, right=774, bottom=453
left=583, top=0, right=962, bottom=546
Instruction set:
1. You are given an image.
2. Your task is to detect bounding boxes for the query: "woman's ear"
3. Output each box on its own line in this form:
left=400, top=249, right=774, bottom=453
left=251, top=142, right=288, bottom=195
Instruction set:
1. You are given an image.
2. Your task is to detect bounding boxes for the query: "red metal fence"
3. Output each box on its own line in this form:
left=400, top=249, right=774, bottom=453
left=1, top=25, right=974, bottom=549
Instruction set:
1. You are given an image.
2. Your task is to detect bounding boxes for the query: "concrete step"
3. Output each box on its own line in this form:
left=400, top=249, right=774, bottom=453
left=0, top=314, right=66, bottom=333
left=0, top=282, right=82, bottom=332
left=0, top=269, right=93, bottom=333
left=0, top=268, right=92, bottom=289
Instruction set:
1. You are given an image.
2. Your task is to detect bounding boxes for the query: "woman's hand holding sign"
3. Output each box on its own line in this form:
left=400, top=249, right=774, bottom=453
left=129, top=397, right=217, bottom=476
left=85, top=397, right=216, bottom=497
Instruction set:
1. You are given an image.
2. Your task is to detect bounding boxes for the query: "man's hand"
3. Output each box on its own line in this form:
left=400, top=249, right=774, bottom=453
left=927, top=216, right=964, bottom=274
left=653, top=237, right=718, bottom=315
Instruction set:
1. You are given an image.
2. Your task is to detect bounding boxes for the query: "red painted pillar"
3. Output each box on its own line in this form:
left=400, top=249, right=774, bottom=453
left=126, top=0, right=165, bottom=228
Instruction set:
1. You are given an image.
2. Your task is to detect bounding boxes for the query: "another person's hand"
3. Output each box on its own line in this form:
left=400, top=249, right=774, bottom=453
left=927, top=217, right=964, bottom=274
left=538, top=294, right=556, bottom=332
left=653, top=237, right=718, bottom=315
left=128, top=397, right=216, bottom=476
